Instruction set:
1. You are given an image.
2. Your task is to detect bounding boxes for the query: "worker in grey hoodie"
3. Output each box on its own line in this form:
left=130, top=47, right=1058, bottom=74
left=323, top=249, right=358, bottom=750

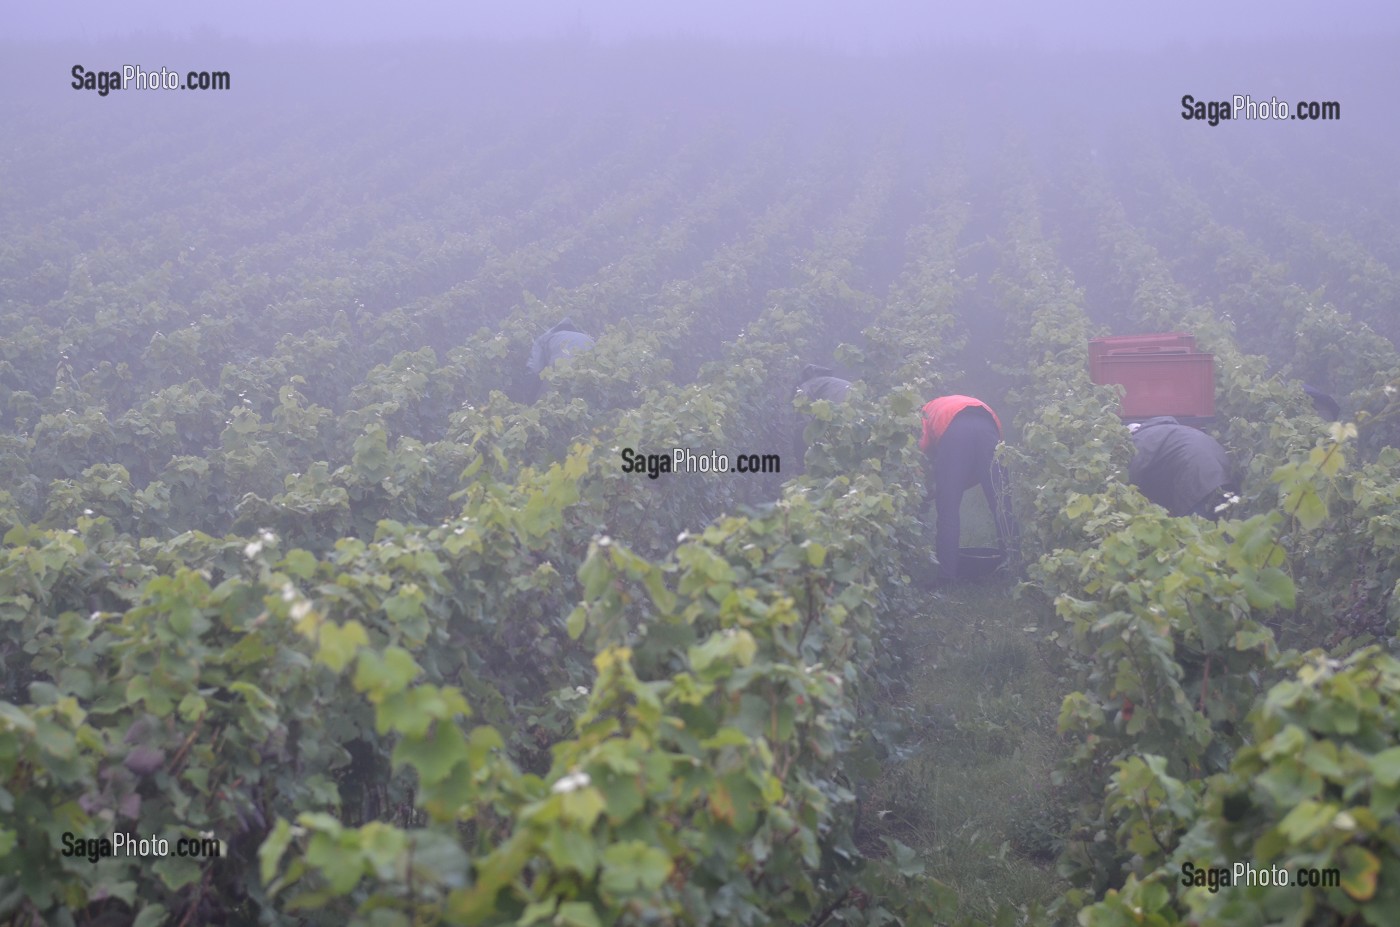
left=794, top=365, right=852, bottom=405
left=1128, top=416, right=1236, bottom=519
left=792, top=365, right=852, bottom=472
left=525, top=318, right=595, bottom=400
left=1303, top=383, right=1341, bottom=421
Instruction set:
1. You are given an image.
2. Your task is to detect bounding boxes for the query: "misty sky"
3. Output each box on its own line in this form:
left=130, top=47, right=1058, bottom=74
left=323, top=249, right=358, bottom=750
left=7, top=0, right=1397, bottom=51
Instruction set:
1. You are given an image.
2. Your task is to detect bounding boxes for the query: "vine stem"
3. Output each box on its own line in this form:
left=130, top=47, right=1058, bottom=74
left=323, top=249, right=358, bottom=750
left=167, top=712, right=207, bottom=777
left=175, top=865, right=212, bottom=927
left=806, top=888, right=853, bottom=927
left=1137, top=791, right=1172, bottom=855
left=407, top=834, right=417, bottom=926
left=1260, top=438, right=1344, bottom=571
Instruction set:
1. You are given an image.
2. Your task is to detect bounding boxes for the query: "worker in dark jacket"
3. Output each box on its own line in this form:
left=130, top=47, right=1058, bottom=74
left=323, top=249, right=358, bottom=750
left=791, top=365, right=852, bottom=473
left=525, top=318, right=594, bottom=400
left=920, top=395, right=1017, bottom=581
left=527, top=318, right=594, bottom=377
left=1128, top=416, right=1236, bottom=519
left=1303, top=383, right=1341, bottom=421
left=794, top=365, right=852, bottom=404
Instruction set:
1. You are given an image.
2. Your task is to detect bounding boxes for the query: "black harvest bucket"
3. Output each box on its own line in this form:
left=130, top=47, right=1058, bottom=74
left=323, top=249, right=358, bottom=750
left=957, top=547, right=1005, bottom=580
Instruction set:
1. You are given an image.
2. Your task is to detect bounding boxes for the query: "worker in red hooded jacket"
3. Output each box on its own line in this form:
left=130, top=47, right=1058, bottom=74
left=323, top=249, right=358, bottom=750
left=919, top=395, right=1018, bottom=581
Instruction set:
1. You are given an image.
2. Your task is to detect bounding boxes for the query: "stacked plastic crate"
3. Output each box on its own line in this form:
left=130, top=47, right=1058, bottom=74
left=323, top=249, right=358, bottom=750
left=1089, top=332, right=1215, bottom=422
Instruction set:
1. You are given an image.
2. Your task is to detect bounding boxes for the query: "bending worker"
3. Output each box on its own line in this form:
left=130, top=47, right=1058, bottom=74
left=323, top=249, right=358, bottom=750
left=794, top=364, right=852, bottom=404
left=1128, top=416, right=1237, bottom=519
left=919, top=394, right=1017, bottom=581
left=1303, top=383, right=1341, bottom=421
left=792, top=364, right=852, bottom=471
left=525, top=317, right=595, bottom=400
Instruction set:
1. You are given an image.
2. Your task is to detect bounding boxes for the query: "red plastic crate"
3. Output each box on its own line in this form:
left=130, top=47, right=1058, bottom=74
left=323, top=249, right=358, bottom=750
left=1096, top=352, right=1215, bottom=419
left=1089, top=333, right=1196, bottom=381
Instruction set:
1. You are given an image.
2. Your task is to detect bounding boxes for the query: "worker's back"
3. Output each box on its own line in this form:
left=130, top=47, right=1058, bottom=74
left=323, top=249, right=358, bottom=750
left=1303, top=383, right=1341, bottom=420
left=791, top=366, right=852, bottom=474
left=795, top=375, right=851, bottom=404
left=527, top=318, right=595, bottom=378
left=1129, top=416, right=1233, bottom=517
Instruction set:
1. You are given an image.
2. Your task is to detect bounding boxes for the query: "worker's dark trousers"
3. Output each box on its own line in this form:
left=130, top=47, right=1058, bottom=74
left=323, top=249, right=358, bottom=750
left=932, top=410, right=1016, bottom=580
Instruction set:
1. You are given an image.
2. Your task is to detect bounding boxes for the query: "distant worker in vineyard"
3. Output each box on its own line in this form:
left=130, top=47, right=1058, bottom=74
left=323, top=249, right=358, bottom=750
left=1303, top=383, right=1341, bottom=421
left=919, top=395, right=1017, bottom=582
left=1127, top=417, right=1237, bottom=519
left=792, top=365, right=852, bottom=473
left=525, top=317, right=595, bottom=401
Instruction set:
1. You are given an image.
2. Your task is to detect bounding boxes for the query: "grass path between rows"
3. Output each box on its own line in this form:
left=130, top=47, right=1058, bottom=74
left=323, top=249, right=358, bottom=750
left=869, top=499, right=1070, bottom=920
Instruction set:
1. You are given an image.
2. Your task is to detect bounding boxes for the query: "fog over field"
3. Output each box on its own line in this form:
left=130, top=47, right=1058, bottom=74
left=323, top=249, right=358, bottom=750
left=6, top=0, right=1398, bottom=49
left=5, top=0, right=1397, bottom=158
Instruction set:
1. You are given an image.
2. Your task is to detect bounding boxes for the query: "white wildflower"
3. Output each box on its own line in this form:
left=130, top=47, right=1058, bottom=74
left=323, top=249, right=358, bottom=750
left=1214, top=493, right=1242, bottom=514
left=260, top=530, right=277, bottom=545
left=244, top=540, right=264, bottom=558
left=597, top=536, right=612, bottom=547
left=575, top=686, right=589, bottom=696
left=280, top=583, right=297, bottom=603
left=551, top=770, right=591, bottom=794
left=83, top=508, right=94, bottom=516
left=89, top=611, right=102, bottom=622
left=290, top=601, right=312, bottom=621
